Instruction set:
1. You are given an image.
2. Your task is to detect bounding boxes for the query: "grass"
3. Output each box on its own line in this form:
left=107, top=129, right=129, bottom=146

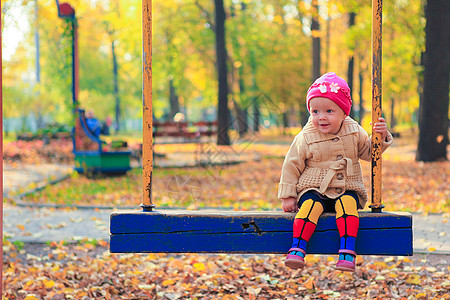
left=13, top=133, right=450, bottom=213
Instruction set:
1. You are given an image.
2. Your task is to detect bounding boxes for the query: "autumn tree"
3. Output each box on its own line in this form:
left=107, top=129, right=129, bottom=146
left=153, top=1, right=203, bottom=121
left=2, top=0, right=437, bottom=140
left=228, top=1, right=249, bottom=137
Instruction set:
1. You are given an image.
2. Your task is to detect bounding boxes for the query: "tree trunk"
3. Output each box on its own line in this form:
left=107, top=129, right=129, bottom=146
left=249, top=50, right=259, bottom=132
left=36, top=112, right=44, bottom=129
left=214, top=0, right=231, bottom=145
left=237, top=67, right=248, bottom=136
left=229, top=1, right=247, bottom=137
left=358, top=71, right=364, bottom=125
left=311, top=0, right=321, bottom=80
left=390, top=97, right=396, bottom=130
left=233, top=100, right=248, bottom=137
left=169, top=79, right=180, bottom=120
left=299, top=106, right=309, bottom=126
left=112, top=40, right=120, bottom=134
left=253, top=97, right=260, bottom=132
left=325, top=17, right=330, bottom=72
left=347, top=12, right=355, bottom=118
left=416, top=0, right=449, bottom=161
left=282, top=112, right=289, bottom=135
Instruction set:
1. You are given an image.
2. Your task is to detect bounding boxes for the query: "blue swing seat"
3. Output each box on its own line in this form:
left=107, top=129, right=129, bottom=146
left=110, top=210, right=413, bottom=255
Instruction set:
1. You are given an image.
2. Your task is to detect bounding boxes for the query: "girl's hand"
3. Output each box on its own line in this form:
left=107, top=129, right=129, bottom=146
left=371, top=117, right=389, bottom=140
left=282, top=197, right=298, bottom=212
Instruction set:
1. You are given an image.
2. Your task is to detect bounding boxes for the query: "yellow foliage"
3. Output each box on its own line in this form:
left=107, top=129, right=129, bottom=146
left=406, top=274, right=421, bottom=285
left=193, top=262, right=206, bottom=271
left=162, top=279, right=176, bottom=286
left=24, top=280, right=34, bottom=288
left=43, top=279, right=56, bottom=289
left=273, top=15, right=284, bottom=24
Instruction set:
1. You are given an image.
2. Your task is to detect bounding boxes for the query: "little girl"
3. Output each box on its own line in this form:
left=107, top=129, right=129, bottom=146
left=278, top=72, right=393, bottom=272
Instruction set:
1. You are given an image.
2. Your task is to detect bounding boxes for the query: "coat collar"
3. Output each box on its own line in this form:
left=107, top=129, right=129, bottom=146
left=302, top=116, right=359, bottom=144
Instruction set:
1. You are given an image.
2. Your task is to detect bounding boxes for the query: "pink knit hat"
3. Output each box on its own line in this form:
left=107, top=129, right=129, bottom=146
left=306, top=72, right=352, bottom=115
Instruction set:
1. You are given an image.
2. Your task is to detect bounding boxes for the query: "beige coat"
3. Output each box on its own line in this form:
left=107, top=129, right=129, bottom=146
left=278, top=116, right=393, bottom=208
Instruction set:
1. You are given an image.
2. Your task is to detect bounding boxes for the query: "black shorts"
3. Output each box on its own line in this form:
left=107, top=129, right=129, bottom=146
left=298, top=190, right=361, bottom=212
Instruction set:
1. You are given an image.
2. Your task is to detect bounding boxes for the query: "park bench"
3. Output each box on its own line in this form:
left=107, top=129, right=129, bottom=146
left=153, top=121, right=218, bottom=164
left=122, top=121, right=218, bottom=166
left=153, top=120, right=217, bottom=143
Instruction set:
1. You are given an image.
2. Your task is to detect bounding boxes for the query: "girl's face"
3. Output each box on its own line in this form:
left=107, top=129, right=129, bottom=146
left=309, top=97, right=347, bottom=135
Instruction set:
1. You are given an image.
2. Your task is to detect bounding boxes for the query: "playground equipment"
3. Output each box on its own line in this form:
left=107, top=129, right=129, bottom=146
left=110, top=0, right=412, bottom=255
left=73, top=108, right=131, bottom=175
left=57, top=2, right=131, bottom=175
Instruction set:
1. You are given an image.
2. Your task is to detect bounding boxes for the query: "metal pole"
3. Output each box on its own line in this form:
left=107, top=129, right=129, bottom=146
left=1, top=1, right=4, bottom=294
left=370, top=0, right=384, bottom=212
left=56, top=3, right=77, bottom=110
left=73, top=16, right=79, bottom=110
left=141, top=0, right=155, bottom=211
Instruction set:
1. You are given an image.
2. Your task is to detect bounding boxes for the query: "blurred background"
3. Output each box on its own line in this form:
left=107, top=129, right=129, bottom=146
left=2, top=0, right=448, bottom=160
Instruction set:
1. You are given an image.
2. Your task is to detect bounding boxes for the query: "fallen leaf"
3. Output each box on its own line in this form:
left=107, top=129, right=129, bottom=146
left=247, top=286, right=262, bottom=296
left=303, top=277, right=315, bottom=290
left=193, top=262, right=206, bottom=271
left=44, top=279, right=56, bottom=289
left=97, top=240, right=108, bottom=247
left=138, top=284, right=154, bottom=290
left=162, top=279, right=176, bottom=286
left=406, top=274, right=421, bottom=285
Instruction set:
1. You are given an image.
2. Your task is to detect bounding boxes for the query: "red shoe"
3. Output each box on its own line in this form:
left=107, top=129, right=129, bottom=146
left=285, top=248, right=306, bottom=269
left=336, top=249, right=356, bottom=272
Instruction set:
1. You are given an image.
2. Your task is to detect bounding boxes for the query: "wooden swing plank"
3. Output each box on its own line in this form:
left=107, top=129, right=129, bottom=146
left=110, top=210, right=412, bottom=255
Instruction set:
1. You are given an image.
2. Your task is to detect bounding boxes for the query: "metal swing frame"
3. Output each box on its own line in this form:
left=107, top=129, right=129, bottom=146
left=109, top=0, right=413, bottom=255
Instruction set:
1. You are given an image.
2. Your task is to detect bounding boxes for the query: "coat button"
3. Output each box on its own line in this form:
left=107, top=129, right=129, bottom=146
left=337, top=173, right=344, bottom=180
left=336, top=155, right=343, bottom=160
left=335, top=188, right=343, bottom=193
left=332, top=137, right=339, bottom=142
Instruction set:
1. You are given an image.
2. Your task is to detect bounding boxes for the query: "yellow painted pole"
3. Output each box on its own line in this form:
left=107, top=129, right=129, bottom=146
left=141, top=0, right=155, bottom=211
left=370, top=0, right=384, bottom=212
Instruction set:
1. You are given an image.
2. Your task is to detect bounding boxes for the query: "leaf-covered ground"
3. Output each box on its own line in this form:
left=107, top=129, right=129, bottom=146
left=3, top=139, right=74, bottom=165
left=3, top=240, right=450, bottom=299
left=3, top=133, right=450, bottom=299
left=16, top=139, right=449, bottom=213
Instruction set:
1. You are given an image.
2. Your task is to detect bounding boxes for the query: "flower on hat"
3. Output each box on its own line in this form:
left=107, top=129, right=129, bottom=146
left=319, top=84, right=327, bottom=93
left=330, top=83, right=340, bottom=93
